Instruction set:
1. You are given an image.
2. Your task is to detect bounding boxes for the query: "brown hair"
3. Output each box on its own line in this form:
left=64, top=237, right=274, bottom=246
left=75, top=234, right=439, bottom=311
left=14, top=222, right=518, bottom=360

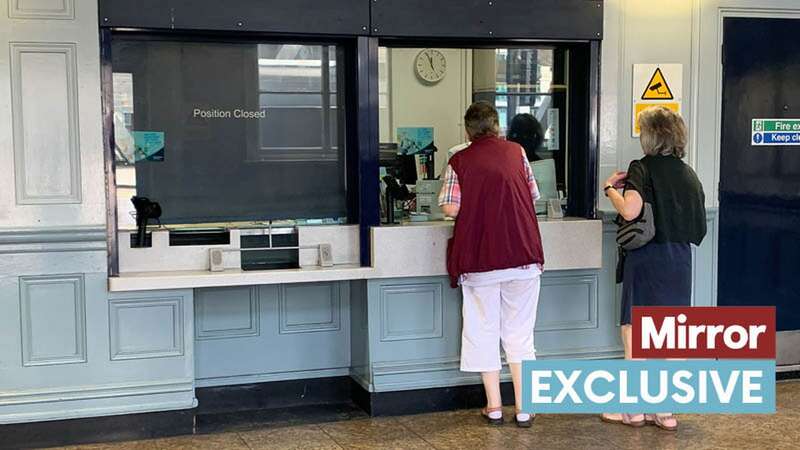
left=638, top=106, right=688, bottom=159
left=464, top=101, right=500, bottom=139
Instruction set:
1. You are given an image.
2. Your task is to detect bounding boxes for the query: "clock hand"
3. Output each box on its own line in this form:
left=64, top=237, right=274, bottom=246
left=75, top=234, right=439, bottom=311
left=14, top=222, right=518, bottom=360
left=428, top=54, right=435, bottom=71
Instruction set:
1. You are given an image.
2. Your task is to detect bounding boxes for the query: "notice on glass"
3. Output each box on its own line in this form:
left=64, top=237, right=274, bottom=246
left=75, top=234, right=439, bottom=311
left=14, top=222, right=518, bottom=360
left=132, top=131, right=165, bottom=162
left=532, top=159, right=558, bottom=215
left=545, top=108, right=560, bottom=150
left=397, top=127, right=434, bottom=155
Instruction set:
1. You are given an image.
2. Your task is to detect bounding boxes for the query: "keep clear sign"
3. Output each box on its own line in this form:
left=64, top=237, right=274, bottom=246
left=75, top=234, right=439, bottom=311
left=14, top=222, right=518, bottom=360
left=752, top=119, right=800, bottom=146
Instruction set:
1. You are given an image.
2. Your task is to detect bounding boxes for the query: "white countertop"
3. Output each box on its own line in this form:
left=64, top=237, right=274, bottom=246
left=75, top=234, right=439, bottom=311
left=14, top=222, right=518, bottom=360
left=110, top=217, right=603, bottom=292
left=109, top=265, right=376, bottom=292
left=371, top=217, right=603, bottom=279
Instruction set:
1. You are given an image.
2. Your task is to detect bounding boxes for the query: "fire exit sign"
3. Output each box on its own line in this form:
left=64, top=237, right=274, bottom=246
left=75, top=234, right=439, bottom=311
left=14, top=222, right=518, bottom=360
left=752, top=119, right=800, bottom=145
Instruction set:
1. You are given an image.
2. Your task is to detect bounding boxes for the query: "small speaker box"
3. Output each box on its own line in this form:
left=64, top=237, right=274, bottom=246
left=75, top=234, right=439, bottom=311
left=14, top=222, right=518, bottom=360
left=209, top=248, right=225, bottom=272
left=319, top=243, right=334, bottom=267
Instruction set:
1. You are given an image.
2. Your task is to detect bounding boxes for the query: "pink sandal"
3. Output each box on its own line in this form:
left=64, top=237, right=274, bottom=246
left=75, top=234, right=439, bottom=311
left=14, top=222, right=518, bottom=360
left=601, top=413, right=646, bottom=427
left=646, top=414, right=678, bottom=431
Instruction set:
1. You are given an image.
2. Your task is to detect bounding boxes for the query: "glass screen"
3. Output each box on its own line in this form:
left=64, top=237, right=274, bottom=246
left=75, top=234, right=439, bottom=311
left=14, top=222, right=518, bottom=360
left=112, top=39, right=347, bottom=227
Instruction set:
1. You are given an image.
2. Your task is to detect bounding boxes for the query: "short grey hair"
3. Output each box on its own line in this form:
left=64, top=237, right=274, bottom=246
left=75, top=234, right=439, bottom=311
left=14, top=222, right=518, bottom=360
left=638, top=106, right=687, bottom=159
left=464, top=101, right=500, bottom=139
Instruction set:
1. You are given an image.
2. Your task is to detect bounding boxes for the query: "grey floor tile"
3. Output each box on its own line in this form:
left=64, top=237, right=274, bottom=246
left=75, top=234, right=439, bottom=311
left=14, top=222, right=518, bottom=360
left=152, top=432, right=249, bottom=450
left=238, top=424, right=343, bottom=450
left=57, top=440, right=161, bottom=450
left=318, top=417, right=432, bottom=450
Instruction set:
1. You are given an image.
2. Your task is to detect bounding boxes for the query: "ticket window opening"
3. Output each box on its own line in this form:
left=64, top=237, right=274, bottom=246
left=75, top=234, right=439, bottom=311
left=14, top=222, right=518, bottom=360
left=378, top=45, right=584, bottom=217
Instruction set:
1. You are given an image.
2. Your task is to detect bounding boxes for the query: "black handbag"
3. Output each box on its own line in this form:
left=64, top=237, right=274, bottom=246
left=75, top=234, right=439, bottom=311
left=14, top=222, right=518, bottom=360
left=614, top=159, right=655, bottom=283
left=614, top=159, right=655, bottom=251
left=615, top=202, right=655, bottom=250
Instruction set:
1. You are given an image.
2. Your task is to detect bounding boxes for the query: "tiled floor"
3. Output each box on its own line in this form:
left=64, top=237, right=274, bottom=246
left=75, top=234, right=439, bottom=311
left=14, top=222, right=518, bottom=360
left=55, top=381, right=800, bottom=450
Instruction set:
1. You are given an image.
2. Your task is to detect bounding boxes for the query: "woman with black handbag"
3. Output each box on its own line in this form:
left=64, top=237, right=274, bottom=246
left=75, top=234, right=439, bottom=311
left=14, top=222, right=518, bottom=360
left=601, top=106, right=707, bottom=431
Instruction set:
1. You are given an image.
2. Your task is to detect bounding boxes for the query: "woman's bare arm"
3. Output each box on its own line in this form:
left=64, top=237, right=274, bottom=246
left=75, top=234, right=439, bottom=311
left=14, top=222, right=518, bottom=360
left=608, top=188, right=643, bottom=221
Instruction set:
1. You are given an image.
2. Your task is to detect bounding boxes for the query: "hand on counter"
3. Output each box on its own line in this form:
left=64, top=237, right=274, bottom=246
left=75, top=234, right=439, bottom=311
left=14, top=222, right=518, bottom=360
left=441, top=203, right=460, bottom=219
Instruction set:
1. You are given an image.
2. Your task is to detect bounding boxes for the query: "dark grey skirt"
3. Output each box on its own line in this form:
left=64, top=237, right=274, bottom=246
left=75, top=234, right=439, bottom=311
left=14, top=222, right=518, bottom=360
left=620, top=242, right=692, bottom=325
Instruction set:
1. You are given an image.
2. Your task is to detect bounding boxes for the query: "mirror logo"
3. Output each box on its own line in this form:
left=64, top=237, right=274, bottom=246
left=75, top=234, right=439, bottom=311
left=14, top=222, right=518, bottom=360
left=521, top=307, right=776, bottom=414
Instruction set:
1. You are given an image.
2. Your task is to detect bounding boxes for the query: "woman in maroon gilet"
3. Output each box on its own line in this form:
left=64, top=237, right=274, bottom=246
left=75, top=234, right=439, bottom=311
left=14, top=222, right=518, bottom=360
left=438, top=102, right=544, bottom=427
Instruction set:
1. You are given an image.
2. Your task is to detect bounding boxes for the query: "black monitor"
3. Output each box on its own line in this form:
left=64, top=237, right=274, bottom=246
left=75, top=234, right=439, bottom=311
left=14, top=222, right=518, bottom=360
left=379, top=143, right=417, bottom=186
left=396, top=154, right=417, bottom=185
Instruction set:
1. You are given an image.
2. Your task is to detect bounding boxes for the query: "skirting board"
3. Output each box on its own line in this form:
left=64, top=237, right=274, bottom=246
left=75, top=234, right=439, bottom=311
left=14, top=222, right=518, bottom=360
left=196, top=376, right=354, bottom=414
left=0, top=409, right=194, bottom=450
left=351, top=378, right=517, bottom=417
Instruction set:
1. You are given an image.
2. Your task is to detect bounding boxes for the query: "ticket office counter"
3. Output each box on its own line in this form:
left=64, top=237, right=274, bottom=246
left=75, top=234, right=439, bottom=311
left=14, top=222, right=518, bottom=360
left=102, top=32, right=608, bottom=398
left=108, top=217, right=611, bottom=398
left=41, top=0, right=609, bottom=424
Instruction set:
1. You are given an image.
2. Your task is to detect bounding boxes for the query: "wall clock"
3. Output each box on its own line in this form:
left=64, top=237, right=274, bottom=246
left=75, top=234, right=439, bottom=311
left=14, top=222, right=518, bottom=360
left=414, top=48, right=447, bottom=84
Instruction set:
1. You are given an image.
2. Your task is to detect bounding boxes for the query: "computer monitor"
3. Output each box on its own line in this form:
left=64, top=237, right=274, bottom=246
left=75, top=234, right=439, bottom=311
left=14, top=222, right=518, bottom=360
left=379, top=143, right=418, bottom=186
left=396, top=154, right=418, bottom=185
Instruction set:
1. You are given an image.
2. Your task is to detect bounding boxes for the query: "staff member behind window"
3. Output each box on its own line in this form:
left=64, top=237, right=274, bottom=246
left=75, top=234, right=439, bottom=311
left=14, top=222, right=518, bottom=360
left=438, top=102, right=545, bottom=428
left=507, top=113, right=545, bottom=162
left=602, top=106, right=706, bottom=431
left=445, top=112, right=544, bottom=166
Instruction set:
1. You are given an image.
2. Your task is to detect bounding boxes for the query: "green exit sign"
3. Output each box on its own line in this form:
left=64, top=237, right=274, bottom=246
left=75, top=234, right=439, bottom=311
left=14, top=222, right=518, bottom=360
left=753, top=119, right=800, bottom=132
left=752, top=119, right=800, bottom=146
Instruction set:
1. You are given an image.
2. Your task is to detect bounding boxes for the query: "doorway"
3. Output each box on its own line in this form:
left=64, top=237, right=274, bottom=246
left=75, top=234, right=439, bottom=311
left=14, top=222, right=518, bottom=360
left=719, top=17, right=800, bottom=367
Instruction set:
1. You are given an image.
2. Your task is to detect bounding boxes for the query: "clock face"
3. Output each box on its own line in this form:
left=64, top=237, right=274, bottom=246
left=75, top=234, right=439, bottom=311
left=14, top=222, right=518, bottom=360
left=415, top=49, right=447, bottom=84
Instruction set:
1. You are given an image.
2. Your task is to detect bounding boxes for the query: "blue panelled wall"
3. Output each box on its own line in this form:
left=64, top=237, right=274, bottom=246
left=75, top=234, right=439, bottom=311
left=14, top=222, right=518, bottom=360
left=0, top=210, right=717, bottom=422
left=0, top=227, right=195, bottom=424
left=193, top=210, right=718, bottom=391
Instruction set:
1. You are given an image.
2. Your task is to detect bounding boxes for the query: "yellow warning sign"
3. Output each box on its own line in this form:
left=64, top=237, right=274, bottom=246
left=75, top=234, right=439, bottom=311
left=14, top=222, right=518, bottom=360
left=632, top=64, right=682, bottom=137
left=641, top=68, right=674, bottom=100
left=633, top=102, right=680, bottom=135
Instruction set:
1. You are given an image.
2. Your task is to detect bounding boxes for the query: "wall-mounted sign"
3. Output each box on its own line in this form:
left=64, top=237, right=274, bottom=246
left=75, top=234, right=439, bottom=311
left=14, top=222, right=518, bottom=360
left=545, top=108, right=560, bottom=151
left=641, top=68, right=674, bottom=100
left=752, top=119, right=800, bottom=146
left=632, top=64, right=682, bottom=137
left=633, top=102, right=681, bottom=135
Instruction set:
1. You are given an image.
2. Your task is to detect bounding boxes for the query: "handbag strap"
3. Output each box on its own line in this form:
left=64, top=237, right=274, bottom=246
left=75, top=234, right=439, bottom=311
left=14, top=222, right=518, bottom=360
left=636, top=157, right=654, bottom=204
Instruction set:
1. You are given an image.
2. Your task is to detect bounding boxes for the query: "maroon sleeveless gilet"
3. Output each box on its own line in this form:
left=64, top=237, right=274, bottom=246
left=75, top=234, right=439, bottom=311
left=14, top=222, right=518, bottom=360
left=446, top=136, right=544, bottom=287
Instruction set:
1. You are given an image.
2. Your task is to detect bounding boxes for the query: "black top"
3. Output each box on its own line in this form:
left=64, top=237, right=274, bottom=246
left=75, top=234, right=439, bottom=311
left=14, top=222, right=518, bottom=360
left=624, top=155, right=707, bottom=245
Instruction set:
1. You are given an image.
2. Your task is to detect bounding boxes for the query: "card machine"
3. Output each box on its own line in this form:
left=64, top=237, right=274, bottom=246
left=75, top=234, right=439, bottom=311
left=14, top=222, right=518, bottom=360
left=415, top=179, right=444, bottom=220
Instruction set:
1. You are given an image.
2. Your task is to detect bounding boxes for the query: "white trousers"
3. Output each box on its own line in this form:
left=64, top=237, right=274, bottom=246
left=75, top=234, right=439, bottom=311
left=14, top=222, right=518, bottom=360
left=460, top=273, right=541, bottom=372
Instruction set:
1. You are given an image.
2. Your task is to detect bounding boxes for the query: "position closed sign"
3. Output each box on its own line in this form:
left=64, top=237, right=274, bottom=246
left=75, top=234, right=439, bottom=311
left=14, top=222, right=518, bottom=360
left=752, top=119, right=800, bottom=146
